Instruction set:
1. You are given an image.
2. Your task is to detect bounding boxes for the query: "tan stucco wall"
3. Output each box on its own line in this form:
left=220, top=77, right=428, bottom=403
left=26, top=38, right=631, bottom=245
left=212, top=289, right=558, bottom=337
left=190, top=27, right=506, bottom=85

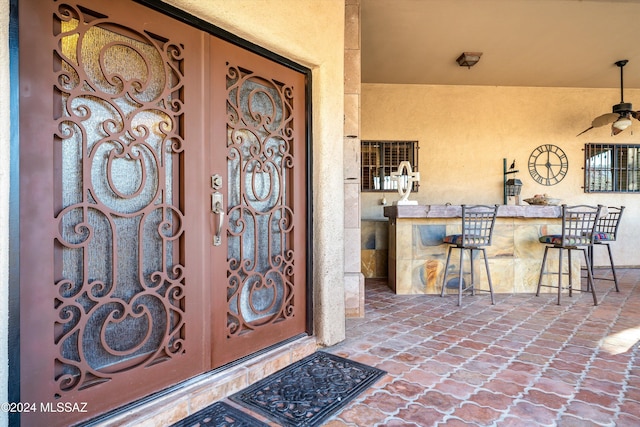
left=362, top=83, right=640, bottom=267
left=163, top=0, right=347, bottom=345
left=1, top=0, right=9, bottom=424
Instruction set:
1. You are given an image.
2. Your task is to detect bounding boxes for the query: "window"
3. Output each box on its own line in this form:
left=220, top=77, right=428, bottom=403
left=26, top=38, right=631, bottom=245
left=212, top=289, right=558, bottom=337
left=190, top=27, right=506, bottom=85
left=361, top=140, right=419, bottom=191
left=584, top=143, right=640, bottom=192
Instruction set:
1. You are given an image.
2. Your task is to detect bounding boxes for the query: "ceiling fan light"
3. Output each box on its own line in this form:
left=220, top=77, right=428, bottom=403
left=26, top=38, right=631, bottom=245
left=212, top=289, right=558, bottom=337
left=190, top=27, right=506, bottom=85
left=613, top=116, right=632, bottom=131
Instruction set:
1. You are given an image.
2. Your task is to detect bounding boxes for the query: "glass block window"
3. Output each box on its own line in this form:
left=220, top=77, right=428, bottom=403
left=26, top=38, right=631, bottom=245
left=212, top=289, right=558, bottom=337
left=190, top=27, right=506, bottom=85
left=361, top=140, right=419, bottom=191
left=584, top=143, right=640, bottom=192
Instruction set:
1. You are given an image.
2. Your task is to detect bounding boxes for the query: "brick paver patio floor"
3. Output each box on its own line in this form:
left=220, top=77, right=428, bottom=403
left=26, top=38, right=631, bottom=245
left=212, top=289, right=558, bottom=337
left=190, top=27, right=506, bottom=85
left=322, top=268, right=640, bottom=426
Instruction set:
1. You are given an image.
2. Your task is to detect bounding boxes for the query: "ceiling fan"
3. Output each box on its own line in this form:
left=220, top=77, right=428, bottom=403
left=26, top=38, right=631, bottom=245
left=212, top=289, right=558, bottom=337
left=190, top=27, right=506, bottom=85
left=577, top=60, right=639, bottom=137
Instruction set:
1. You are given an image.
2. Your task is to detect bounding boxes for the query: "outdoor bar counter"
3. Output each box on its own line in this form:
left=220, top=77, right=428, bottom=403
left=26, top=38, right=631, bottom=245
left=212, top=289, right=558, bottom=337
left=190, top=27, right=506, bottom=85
left=383, top=204, right=579, bottom=295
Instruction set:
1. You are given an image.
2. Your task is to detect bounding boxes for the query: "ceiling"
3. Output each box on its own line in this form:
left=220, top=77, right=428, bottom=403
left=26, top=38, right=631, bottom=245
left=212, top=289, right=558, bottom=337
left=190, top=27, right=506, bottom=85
left=361, top=0, right=640, bottom=90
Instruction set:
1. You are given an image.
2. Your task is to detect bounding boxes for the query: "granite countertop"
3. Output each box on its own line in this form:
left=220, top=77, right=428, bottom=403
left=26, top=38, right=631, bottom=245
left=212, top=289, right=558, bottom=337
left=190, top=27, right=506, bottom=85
left=383, top=204, right=563, bottom=219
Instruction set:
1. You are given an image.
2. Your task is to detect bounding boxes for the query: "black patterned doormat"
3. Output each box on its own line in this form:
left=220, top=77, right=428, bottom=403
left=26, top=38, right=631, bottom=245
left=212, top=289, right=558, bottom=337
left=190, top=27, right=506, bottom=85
left=229, top=351, right=386, bottom=427
left=170, top=401, right=268, bottom=427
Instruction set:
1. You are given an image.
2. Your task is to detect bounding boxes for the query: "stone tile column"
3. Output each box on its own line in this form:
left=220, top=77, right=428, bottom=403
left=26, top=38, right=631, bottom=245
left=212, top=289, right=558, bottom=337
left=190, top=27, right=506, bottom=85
left=344, top=0, right=365, bottom=317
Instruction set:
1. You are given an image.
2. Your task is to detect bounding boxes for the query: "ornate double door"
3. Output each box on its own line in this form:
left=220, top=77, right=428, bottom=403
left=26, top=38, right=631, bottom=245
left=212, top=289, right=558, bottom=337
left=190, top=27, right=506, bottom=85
left=18, top=1, right=308, bottom=425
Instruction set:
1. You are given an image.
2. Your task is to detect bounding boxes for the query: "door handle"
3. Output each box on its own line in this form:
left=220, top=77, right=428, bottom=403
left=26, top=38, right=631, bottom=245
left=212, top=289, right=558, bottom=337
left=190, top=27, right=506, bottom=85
left=212, top=192, right=224, bottom=246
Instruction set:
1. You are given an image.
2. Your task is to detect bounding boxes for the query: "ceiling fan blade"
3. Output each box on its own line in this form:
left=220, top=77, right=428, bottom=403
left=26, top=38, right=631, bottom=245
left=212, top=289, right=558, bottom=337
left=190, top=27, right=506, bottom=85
left=591, top=112, right=619, bottom=128
left=576, top=126, right=594, bottom=137
left=576, top=113, right=619, bottom=136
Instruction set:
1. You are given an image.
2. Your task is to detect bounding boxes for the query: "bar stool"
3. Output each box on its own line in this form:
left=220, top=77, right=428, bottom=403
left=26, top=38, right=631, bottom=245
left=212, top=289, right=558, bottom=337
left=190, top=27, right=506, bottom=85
left=536, top=204, right=603, bottom=305
left=590, top=206, right=624, bottom=292
left=441, top=204, right=498, bottom=306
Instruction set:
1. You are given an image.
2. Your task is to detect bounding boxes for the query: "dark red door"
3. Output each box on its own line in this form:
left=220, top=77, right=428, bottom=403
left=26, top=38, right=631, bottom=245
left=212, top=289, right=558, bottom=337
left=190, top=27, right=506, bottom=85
left=18, top=0, right=308, bottom=425
left=208, top=38, right=308, bottom=367
left=19, top=1, right=209, bottom=425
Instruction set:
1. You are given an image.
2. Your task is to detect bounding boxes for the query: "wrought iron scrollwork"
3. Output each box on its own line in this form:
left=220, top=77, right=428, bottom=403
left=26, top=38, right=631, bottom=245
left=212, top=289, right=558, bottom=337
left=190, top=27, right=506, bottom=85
left=225, top=66, right=296, bottom=337
left=52, top=3, right=186, bottom=394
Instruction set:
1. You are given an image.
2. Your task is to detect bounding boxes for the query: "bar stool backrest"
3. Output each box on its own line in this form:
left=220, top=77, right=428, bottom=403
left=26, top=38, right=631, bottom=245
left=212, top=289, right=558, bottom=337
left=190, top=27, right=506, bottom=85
left=561, top=204, right=603, bottom=246
left=596, top=206, right=625, bottom=241
left=461, top=204, right=499, bottom=247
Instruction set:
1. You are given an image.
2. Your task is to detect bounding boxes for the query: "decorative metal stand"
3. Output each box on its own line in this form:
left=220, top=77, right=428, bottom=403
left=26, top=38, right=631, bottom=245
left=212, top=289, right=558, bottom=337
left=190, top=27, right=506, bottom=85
left=503, top=158, right=522, bottom=205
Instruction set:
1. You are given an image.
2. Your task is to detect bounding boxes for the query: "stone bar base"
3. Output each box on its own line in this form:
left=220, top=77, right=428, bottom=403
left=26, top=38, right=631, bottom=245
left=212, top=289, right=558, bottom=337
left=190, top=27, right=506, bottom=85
left=384, top=205, right=581, bottom=295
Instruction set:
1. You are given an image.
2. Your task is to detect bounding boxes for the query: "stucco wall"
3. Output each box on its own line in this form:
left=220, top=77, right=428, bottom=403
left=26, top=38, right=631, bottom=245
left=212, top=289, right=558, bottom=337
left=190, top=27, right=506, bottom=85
left=362, top=83, right=640, bottom=267
left=164, top=0, right=347, bottom=345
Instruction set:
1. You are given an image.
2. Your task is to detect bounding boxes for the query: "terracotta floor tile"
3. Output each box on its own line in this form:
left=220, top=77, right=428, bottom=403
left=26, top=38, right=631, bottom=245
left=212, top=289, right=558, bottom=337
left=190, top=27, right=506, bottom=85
left=432, top=379, right=476, bottom=399
left=618, top=398, right=640, bottom=416
left=562, top=400, right=616, bottom=425
left=414, top=389, right=461, bottom=412
left=524, top=343, right=557, bottom=357
left=493, top=369, right=536, bottom=387
left=623, top=386, right=640, bottom=401
left=589, top=357, right=629, bottom=373
left=336, top=403, right=388, bottom=426
left=312, top=274, right=640, bottom=426
left=529, top=377, right=576, bottom=398
left=450, top=402, right=503, bottom=425
left=395, top=351, right=428, bottom=365
left=521, top=388, right=569, bottom=410
left=377, top=360, right=414, bottom=376
left=539, top=367, right=582, bottom=386
left=466, top=390, right=513, bottom=410
left=481, top=378, right=526, bottom=397
left=547, top=359, right=588, bottom=374
left=402, top=368, right=442, bottom=388
left=554, top=413, right=603, bottom=426
left=394, top=403, right=446, bottom=426
left=580, top=376, right=625, bottom=395
left=472, top=353, right=512, bottom=368
left=515, top=351, right=552, bottom=365
left=485, top=345, right=517, bottom=358
left=349, top=352, right=386, bottom=367
left=448, top=368, right=490, bottom=386
left=508, top=360, right=543, bottom=375
left=382, top=379, right=426, bottom=399
left=493, top=339, right=527, bottom=352
left=434, top=352, right=469, bottom=366
left=508, top=401, right=559, bottom=425
left=445, top=345, right=479, bottom=359
left=616, top=412, right=640, bottom=427
left=458, top=338, right=491, bottom=351
left=573, top=388, right=620, bottom=410
left=382, top=418, right=422, bottom=427
left=461, top=358, right=502, bottom=373
left=362, top=390, right=411, bottom=414
left=436, top=417, right=478, bottom=427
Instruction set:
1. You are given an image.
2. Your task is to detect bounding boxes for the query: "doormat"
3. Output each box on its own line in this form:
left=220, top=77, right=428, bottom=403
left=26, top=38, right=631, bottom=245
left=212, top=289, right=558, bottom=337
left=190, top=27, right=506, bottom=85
left=170, top=401, right=268, bottom=427
left=229, top=351, right=386, bottom=427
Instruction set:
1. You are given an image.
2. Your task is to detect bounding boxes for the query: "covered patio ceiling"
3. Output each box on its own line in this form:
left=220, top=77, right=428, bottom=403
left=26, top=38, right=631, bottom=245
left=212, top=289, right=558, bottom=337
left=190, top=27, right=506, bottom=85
left=362, top=0, right=640, bottom=89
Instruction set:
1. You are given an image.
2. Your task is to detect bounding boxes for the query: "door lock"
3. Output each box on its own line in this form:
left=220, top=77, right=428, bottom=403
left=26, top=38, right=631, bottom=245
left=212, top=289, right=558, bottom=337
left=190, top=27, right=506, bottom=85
left=211, top=174, right=223, bottom=191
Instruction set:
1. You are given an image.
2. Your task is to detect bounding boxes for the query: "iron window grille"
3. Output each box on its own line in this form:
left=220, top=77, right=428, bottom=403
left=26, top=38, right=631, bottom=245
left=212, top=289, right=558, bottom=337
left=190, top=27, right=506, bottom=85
left=361, top=140, right=419, bottom=192
left=584, top=143, right=640, bottom=192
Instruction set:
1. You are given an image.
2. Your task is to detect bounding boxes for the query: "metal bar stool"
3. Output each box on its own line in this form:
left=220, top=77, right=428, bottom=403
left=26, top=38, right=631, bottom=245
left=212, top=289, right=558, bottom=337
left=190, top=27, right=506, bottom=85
left=589, top=206, right=624, bottom=292
left=441, top=204, right=498, bottom=306
left=536, top=204, right=603, bottom=305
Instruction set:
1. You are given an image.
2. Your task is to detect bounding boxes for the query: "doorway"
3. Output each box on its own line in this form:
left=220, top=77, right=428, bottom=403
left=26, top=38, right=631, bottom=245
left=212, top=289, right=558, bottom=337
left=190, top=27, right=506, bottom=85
left=16, top=0, right=311, bottom=425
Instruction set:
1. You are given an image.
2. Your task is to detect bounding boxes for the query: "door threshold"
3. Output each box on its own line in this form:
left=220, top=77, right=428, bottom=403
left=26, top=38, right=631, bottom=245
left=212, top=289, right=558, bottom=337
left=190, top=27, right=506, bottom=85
left=84, top=335, right=318, bottom=427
